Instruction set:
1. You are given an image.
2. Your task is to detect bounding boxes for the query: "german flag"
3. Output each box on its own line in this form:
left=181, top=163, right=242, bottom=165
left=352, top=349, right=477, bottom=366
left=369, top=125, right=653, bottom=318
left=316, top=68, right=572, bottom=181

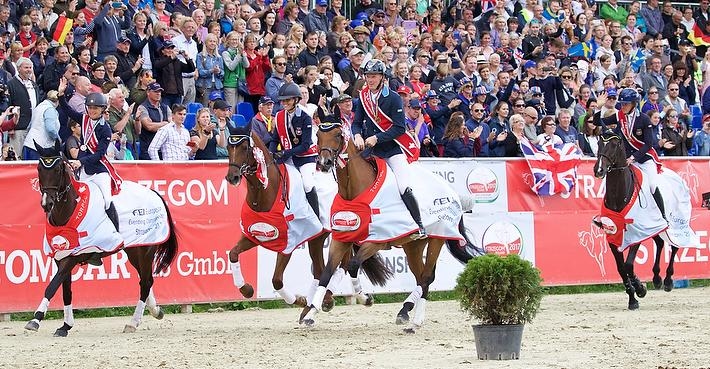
left=51, top=16, right=73, bottom=45
left=689, top=23, right=710, bottom=47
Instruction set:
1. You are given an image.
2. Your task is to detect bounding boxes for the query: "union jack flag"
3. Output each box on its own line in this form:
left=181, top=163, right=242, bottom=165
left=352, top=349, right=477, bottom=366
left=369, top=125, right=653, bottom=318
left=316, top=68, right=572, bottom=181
left=519, top=138, right=582, bottom=196
left=481, top=0, right=496, bottom=13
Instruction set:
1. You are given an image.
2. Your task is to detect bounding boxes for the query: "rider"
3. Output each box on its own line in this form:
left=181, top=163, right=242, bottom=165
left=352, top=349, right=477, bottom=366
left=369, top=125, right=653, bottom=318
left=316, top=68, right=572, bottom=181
left=594, top=87, right=666, bottom=215
left=59, top=84, right=122, bottom=231
left=271, top=82, right=320, bottom=218
left=352, top=59, right=426, bottom=239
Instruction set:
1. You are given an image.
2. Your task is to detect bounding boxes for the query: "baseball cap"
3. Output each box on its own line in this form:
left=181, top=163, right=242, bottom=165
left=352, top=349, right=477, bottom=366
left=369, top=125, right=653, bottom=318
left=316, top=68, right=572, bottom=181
left=476, top=55, right=488, bottom=64
left=606, top=88, right=618, bottom=97
left=335, top=94, right=352, bottom=103
left=213, top=99, right=231, bottom=110
left=526, top=98, right=541, bottom=107
left=259, top=96, right=274, bottom=105
left=118, top=36, right=130, bottom=43
left=373, top=9, right=385, bottom=17
left=530, top=86, right=542, bottom=95
left=147, top=82, right=164, bottom=92
left=524, top=60, right=537, bottom=69
left=209, top=90, right=224, bottom=101
left=349, top=47, right=365, bottom=57
left=425, top=90, right=438, bottom=99
left=460, top=77, right=473, bottom=87
left=408, top=99, right=421, bottom=108
left=315, top=0, right=327, bottom=6
left=159, top=40, right=175, bottom=51
left=397, top=86, right=412, bottom=95
left=703, top=114, right=710, bottom=124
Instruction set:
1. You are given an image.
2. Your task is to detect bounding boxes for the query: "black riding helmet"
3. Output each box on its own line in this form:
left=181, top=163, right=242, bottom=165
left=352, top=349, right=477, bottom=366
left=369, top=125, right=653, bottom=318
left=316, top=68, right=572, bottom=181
left=361, top=59, right=386, bottom=75
left=277, top=83, right=301, bottom=101
left=85, top=92, right=108, bottom=107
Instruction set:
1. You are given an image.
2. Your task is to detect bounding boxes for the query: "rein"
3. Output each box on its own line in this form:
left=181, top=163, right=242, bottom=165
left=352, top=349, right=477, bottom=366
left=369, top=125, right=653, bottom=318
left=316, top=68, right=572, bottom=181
left=228, top=133, right=289, bottom=208
left=38, top=156, right=75, bottom=226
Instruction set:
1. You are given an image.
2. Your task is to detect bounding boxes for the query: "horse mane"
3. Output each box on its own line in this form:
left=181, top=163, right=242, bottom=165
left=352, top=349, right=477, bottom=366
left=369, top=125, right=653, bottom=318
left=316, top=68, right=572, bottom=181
left=335, top=138, right=377, bottom=200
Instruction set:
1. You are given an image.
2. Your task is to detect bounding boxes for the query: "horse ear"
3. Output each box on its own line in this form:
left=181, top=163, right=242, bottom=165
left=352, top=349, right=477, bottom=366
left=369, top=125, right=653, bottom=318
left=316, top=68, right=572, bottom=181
left=33, top=140, right=43, bottom=155
left=54, top=139, right=61, bottom=153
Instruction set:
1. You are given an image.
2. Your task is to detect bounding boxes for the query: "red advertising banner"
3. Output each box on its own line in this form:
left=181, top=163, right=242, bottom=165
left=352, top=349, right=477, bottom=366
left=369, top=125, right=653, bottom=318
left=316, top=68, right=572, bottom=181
left=506, top=158, right=710, bottom=285
left=0, top=162, right=256, bottom=313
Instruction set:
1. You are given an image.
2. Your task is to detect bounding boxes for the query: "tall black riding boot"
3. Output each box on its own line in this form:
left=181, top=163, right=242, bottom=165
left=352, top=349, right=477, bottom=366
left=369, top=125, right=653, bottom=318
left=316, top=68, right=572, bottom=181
left=106, top=202, right=119, bottom=232
left=401, top=187, right=427, bottom=239
left=652, top=188, right=666, bottom=220
left=306, top=190, right=320, bottom=219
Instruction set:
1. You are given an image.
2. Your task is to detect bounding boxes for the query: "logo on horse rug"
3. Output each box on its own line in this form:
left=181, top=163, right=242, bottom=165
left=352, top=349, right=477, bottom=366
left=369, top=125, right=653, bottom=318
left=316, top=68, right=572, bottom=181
left=240, top=164, right=323, bottom=254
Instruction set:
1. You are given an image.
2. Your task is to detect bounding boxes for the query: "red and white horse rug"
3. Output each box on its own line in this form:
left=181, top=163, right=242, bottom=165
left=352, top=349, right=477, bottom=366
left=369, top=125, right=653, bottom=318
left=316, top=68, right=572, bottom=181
left=330, top=158, right=464, bottom=243
left=43, top=181, right=171, bottom=260
left=596, top=166, right=699, bottom=251
left=240, top=164, right=324, bottom=254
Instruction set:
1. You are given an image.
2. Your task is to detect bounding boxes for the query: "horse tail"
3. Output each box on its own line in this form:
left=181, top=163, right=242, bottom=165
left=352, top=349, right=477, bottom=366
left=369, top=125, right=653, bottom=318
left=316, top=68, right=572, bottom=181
left=446, top=216, right=485, bottom=264
left=354, top=246, right=393, bottom=287
left=153, top=190, right=179, bottom=274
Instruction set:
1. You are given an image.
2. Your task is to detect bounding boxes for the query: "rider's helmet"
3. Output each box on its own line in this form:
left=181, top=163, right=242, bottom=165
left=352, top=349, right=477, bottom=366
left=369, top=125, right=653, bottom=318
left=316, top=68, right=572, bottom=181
left=618, top=88, right=640, bottom=104
left=277, top=83, right=302, bottom=101
left=85, top=92, right=108, bottom=107
left=362, top=59, right=386, bottom=75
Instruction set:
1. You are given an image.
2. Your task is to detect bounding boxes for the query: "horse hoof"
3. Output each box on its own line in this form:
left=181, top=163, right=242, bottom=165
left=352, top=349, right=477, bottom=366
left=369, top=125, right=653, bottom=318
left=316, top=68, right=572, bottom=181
left=321, top=299, right=334, bottom=312
left=24, top=320, right=39, bottom=332
left=396, top=313, right=409, bottom=325
left=240, top=284, right=254, bottom=298
left=53, top=328, right=69, bottom=337
left=664, top=283, right=674, bottom=292
left=635, top=285, right=647, bottom=298
left=652, top=276, right=662, bottom=290
left=628, top=302, right=639, bottom=310
left=364, top=294, right=374, bottom=307
left=123, top=325, right=137, bottom=333
left=293, top=295, right=308, bottom=307
left=154, top=308, right=164, bottom=320
left=303, top=318, right=315, bottom=327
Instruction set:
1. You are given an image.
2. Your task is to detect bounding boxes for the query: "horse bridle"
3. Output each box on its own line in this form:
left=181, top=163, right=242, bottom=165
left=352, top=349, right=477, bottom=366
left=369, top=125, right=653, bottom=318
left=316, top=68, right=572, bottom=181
left=38, top=156, right=73, bottom=216
left=227, top=134, right=260, bottom=176
left=317, top=122, right=346, bottom=168
left=598, top=133, right=628, bottom=172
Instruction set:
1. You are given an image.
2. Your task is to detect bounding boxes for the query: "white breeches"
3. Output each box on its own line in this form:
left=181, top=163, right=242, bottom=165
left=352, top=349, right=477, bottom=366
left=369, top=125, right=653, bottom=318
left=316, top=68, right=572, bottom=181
left=633, top=160, right=659, bottom=193
left=385, top=153, right=411, bottom=195
left=299, top=162, right=317, bottom=193
left=80, top=169, right=112, bottom=209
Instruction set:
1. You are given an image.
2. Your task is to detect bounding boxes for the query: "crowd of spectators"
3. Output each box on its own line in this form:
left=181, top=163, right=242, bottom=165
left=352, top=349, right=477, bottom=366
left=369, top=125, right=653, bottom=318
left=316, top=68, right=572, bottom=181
left=1, top=0, right=710, bottom=161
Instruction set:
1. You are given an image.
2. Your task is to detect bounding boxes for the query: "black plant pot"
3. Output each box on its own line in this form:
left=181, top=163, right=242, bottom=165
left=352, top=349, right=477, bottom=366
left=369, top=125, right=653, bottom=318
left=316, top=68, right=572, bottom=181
left=472, top=324, right=524, bottom=360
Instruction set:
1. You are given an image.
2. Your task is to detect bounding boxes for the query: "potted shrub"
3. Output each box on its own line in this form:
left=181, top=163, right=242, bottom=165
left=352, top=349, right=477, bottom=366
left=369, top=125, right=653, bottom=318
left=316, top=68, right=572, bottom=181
left=455, top=254, right=544, bottom=360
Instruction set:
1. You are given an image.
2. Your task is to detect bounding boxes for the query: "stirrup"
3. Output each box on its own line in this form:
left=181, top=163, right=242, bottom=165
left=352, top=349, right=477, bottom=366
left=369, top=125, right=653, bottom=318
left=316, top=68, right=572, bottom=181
left=410, top=227, right=427, bottom=240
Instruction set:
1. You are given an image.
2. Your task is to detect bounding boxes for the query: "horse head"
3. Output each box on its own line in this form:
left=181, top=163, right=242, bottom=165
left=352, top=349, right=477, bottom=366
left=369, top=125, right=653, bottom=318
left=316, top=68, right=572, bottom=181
left=34, top=139, right=73, bottom=214
left=225, top=120, right=257, bottom=186
left=594, top=130, right=625, bottom=179
left=316, top=119, right=347, bottom=172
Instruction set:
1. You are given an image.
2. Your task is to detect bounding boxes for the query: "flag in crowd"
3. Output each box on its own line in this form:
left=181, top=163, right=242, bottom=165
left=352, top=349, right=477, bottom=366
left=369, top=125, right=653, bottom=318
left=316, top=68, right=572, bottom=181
left=520, top=139, right=582, bottom=196
left=689, top=23, right=710, bottom=47
left=481, top=0, right=496, bottom=13
left=630, top=49, right=647, bottom=73
left=568, top=40, right=597, bottom=59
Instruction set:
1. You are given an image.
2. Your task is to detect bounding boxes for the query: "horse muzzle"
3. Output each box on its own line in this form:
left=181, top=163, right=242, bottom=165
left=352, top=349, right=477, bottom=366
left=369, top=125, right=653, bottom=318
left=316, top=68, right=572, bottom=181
left=225, top=172, right=242, bottom=186
left=40, top=192, right=53, bottom=213
left=316, top=157, right=334, bottom=172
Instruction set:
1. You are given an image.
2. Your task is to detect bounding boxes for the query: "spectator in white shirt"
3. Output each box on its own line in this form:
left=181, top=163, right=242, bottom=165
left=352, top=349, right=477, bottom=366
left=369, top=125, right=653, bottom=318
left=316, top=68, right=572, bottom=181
left=148, top=104, right=193, bottom=160
left=171, top=18, right=199, bottom=104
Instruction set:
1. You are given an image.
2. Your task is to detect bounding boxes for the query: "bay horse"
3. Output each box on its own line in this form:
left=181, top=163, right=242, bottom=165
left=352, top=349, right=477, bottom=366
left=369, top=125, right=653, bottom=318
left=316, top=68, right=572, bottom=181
left=224, top=122, right=345, bottom=314
left=26, top=140, right=178, bottom=336
left=594, top=132, right=679, bottom=310
left=302, top=121, right=451, bottom=332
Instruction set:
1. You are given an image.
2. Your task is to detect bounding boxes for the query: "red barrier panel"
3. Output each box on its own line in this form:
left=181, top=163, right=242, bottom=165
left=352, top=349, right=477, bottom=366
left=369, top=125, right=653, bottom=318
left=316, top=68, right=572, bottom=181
left=0, top=162, right=256, bottom=313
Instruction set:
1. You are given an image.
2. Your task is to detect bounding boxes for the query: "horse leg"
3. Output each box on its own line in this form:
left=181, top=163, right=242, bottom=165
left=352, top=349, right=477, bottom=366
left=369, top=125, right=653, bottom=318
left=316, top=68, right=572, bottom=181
left=301, top=240, right=352, bottom=327
left=397, top=241, right=426, bottom=326
left=272, top=252, right=304, bottom=306
left=405, top=239, right=444, bottom=334
left=651, top=235, right=664, bottom=290
left=626, top=244, right=646, bottom=299
left=53, top=276, right=74, bottom=337
left=123, top=247, right=156, bottom=333
left=664, top=245, right=680, bottom=292
left=229, top=237, right=258, bottom=298
left=25, top=257, right=78, bottom=332
left=307, top=233, right=334, bottom=311
left=610, top=245, right=638, bottom=310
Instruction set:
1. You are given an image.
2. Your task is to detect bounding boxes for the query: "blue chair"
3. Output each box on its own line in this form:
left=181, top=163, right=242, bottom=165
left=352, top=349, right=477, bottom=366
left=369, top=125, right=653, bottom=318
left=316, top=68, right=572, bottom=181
left=183, top=113, right=196, bottom=131
left=187, top=102, right=203, bottom=114
left=237, top=102, right=255, bottom=123
left=691, top=105, right=703, bottom=129
left=232, top=114, right=247, bottom=128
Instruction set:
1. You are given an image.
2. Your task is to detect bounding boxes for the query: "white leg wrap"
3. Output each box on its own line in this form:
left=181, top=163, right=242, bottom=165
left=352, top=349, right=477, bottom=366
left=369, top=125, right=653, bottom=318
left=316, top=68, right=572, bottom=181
left=36, top=298, right=50, bottom=314
left=230, top=261, right=246, bottom=288
left=412, top=298, right=427, bottom=327
left=63, top=305, right=75, bottom=327
left=146, top=289, right=159, bottom=316
left=306, top=279, right=319, bottom=306
left=351, top=277, right=362, bottom=294
left=311, top=286, right=327, bottom=311
left=131, top=300, right=147, bottom=327
left=404, top=286, right=423, bottom=305
left=275, top=288, right=297, bottom=304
